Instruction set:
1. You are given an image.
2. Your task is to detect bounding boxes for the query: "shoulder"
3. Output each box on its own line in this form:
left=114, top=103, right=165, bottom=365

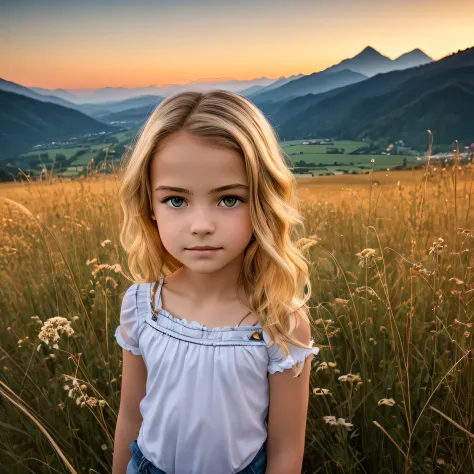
left=262, top=315, right=317, bottom=376
left=120, top=283, right=151, bottom=323
left=122, top=282, right=152, bottom=301
left=292, top=315, right=312, bottom=346
left=261, top=315, right=311, bottom=348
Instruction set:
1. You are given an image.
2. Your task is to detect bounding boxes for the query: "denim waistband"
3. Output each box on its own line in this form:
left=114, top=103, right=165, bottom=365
left=129, top=439, right=267, bottom=474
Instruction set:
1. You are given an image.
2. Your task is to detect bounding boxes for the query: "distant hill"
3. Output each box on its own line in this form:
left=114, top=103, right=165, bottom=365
left=0, top=77, right=79, bottom=109
left=349, top=67, right=474, bottom=146
left=248, top=46, right=431, bottom=105
left=100, top=103, right=162, bottom=126
left=325, top=46, right=432, bottom=77
left=97, top=70, right=360, bottom=125
left=240, top=74, right=304, bottom=97
left=30, top=86, right=81, bottom=103
left=54, top=77, right=279, bottom=104
left=268, top=47, right=474, bottom=147
left=393, top=48, right=433, bottom=71
left=0, top=89, right=117, bottom=160
left=0, top=77, right=168, bottom=120
left=81, top=95, right=165, bottom=120
left=250, top=69, right=367, bottom=104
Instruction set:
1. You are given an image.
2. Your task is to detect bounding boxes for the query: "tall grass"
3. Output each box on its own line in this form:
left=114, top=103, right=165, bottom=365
left=0, top=142, right=473, bottom=473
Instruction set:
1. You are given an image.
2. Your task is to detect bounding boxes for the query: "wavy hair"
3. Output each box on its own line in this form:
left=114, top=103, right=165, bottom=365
left=118, top=89, right=317, bottom=361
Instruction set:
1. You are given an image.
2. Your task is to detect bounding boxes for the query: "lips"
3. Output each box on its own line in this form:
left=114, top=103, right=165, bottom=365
left=187, top=246, right=221, bottom=250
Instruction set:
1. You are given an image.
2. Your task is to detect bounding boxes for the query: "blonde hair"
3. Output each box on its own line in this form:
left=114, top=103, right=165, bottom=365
left=118, top=89, right=317, bottom=359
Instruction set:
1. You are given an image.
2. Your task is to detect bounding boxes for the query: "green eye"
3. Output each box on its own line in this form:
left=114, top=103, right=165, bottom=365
left=220, top=196, right=242, bottom=208
left=163, top=197, right=186, bottom=208
left=161, top=195, right=244, bottom=208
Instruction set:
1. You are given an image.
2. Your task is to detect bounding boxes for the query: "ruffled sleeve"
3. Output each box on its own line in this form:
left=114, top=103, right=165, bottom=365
left=262, top=329, right=319, bottom=376
left=114, top=284, right=142, bottom=356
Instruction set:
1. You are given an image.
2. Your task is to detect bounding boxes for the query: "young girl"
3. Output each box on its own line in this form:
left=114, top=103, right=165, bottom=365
left=112, top=89, right=320, bottom=474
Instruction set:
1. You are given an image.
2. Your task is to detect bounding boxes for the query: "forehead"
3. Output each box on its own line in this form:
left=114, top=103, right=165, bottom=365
left=150, top=131, right=247, bottom=187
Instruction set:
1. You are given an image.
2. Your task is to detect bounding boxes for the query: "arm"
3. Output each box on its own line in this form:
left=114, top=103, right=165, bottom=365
left=112, top=349, right=147, bottom=474
left=265, top=319, right=313, bottom=474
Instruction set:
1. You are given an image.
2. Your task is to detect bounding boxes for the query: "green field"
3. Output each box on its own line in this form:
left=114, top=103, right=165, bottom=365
left=70, top=144, right=114, bottom=166
left=12, top=129, right=139, bottom=176
left=14, top=135, right=415, bottom=178
left=113, top=130, right=136, bottom=142
left=19, top=147, right=87, bottom=160
left=280, top=139, right=416, bottom=172
left=282, top=140, right=368, bottom=153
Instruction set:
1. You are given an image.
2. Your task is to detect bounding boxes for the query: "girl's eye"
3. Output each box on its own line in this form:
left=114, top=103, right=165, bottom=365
left=161, top=195, right=244, bottom=209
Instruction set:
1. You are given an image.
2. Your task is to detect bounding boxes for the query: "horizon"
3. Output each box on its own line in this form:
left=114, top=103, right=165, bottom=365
left=16, top=45, right=447, bottom=93
left=1, top=0, right=473, bottom=90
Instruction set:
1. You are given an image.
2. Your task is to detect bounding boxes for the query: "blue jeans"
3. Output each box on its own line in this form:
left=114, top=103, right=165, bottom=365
left=126, top=439, right=267, bottom=474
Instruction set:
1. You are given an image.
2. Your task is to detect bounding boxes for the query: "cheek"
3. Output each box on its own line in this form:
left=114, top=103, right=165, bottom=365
left=155, top=211, right=179, bottom=240
left=224, top=207, right=253, bottom=238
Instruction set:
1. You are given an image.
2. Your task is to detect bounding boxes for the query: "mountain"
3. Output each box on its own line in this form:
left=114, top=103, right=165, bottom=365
left=0, top=89, right=117, bottom=160
left=324, top=46, right=432, bottom=77
left=100, top=103, right=163, bottom=126
left=30, top=87, right=81, bottom=103
left=80, top=95, right=165, bottom=120
left=240, top=74, right=304, bottom=97
left=0, top=77, right=79, bottom=109
left=56, top=77, right=279, bottom=104
left=0, top=77, right=167, bottom=120
left=267, top=46, right=474, bottom=147
left=247, top=46, right=431, bottom=105
left=250, top=69, right=367, bottom=104
left=393, top=48, right=432, bottom=70
left=99, top=70, right=365, bottom=125
left=356, top=77, right=474, bottom=146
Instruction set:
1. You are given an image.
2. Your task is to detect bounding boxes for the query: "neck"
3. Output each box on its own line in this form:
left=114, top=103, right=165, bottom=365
left=167, top=253, right=248, bottom=303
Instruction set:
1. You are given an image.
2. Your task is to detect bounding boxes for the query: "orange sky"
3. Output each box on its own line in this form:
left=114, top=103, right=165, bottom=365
left=1, top=0, right=473, bottom=90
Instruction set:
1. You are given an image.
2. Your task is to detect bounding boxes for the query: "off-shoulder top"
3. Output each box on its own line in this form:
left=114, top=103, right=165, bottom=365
left=114, top=279, right=319, bottom=474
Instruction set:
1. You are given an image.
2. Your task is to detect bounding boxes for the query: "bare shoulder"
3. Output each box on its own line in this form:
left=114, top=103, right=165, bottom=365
left=291, top=314, right=312, bottom=345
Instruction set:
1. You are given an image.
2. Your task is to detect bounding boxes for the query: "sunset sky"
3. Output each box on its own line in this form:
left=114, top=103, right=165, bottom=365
left=1, top=0, right=473, bottom=90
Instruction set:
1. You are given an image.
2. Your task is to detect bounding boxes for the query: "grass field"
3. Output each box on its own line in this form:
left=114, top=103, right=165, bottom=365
left=281, top=140, right=416, bottom=171
left=19, top=147, right=88, bottom=162
left=282, top=140, right=368, bottom=154
left=13, top=129, right=139, bottom=175
left=0, top=149, right=472, bottom=473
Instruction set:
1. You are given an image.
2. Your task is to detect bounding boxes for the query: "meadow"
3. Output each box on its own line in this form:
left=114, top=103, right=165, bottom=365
left=0, top=152, right=472, bottom=473
left=13, top=129, right=136, bottom=178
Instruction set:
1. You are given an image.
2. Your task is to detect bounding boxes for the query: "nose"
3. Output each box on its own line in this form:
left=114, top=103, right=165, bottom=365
left=188, top=205, right=216, bottom=235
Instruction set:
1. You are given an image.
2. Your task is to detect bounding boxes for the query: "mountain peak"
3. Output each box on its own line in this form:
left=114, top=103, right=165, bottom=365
left=395, top=48, right=432, bottom=62
left=358, top=46, right=384, bottom=57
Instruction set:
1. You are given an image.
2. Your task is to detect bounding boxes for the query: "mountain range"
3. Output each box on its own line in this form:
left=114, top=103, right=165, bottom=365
left=323, top=46, right=432, bottom=77
left=24, top=46, right=431, bottom=105
left=2, top=45, right=473, bottom=161
left=263, top=46, right=473, bottom=147
left=0, top=89, right=117, bottom=159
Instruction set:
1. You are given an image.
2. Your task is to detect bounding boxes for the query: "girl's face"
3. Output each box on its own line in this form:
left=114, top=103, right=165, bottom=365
left=150, top=130, right=254, bottom=273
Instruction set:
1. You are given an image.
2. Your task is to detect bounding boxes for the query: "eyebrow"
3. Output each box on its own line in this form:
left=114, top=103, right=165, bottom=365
left=154, top=184, right=249, bottom=195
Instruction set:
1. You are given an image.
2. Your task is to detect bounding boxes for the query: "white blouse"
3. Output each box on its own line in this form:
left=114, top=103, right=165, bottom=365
left=115, top=279, right=319, bottom=474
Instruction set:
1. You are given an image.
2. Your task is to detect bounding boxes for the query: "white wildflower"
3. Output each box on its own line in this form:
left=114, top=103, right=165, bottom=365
left=429, top=237, right=446, bottom=258
left=336, top=418, right=354, bottom=431
left=355, top=248, right=382, bottom=268
left=38, top=317, right=74, bottom=348
left=316, top=361, right=328, bottom=373
left=338, top=373, right=362, bottom=383
left=322, top=416, right=354, bottom=431
left=313, top=387, right=331, bottom=396
left=323, top=415, right=337, bottom=425
left=378, top=398, right=396, bottom=406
